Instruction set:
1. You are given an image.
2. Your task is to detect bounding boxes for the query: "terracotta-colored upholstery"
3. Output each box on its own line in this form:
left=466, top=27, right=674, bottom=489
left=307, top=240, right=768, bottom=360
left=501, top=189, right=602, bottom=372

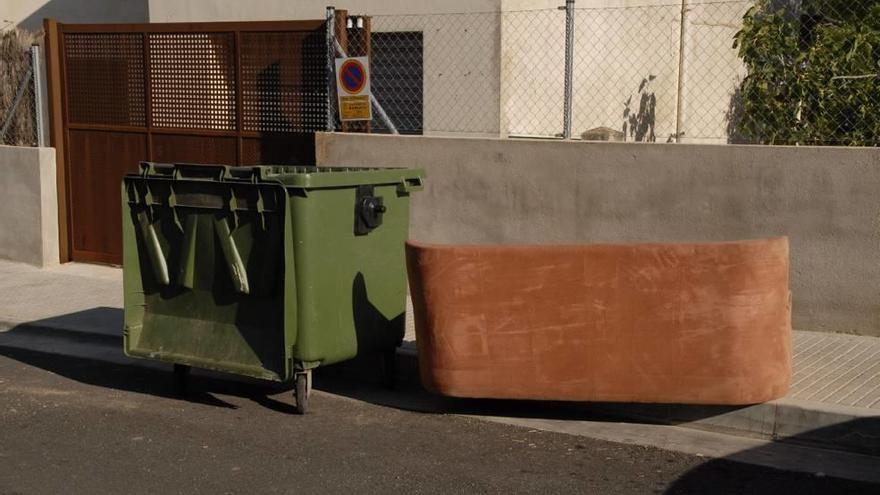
left=406, top=238, right=791, bottom=405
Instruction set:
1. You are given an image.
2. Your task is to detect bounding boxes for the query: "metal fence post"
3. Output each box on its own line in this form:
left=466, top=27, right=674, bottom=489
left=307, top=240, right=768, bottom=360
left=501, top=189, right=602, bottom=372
left=562, top=0, right=575, bottom=139
left=326, top=6, right=336, bottom=132
left=674, top=0, right=688, bottom=143
left=30, top=45, right=46, bottom=147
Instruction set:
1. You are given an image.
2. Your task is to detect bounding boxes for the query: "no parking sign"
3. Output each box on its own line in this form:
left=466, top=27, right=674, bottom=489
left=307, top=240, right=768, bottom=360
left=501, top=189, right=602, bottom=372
left=335, top=56, right=372, bottom=121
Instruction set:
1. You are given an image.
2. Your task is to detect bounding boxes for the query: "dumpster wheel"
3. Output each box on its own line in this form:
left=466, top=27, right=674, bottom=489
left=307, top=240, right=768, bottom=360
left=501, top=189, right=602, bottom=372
left=294, top=371, right=311, bottom=414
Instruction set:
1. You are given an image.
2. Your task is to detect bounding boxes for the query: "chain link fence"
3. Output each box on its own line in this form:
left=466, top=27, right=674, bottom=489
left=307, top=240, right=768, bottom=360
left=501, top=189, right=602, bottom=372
left=0, top=28, right=41, bottom=147
left=338, top=0, right=878, bottom=146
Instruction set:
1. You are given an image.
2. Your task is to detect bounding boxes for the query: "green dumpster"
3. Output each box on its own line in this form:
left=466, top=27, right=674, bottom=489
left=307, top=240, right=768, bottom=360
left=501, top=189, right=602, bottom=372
left=122, top=162, right=424, bottom=412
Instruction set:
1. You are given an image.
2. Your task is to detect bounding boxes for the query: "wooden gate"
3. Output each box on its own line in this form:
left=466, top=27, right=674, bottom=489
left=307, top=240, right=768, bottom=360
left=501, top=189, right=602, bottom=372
left=44, top=19, right=332, bottom=264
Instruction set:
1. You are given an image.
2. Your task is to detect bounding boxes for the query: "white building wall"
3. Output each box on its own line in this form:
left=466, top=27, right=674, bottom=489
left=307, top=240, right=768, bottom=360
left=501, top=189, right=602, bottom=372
left=499, top=1, right=566, bottom=137
left=146, top=0, right=749, bottom=143
left=7, top=0, right=148, bottom=31
left=501, top=0, right=747, bottom=143
left=677, top=0, right=750, bottom=143
left=148, top=0, right=502, bottom=136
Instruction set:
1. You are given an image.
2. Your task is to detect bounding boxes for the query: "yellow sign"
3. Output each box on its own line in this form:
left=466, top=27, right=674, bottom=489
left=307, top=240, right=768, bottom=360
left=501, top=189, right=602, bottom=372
left=335, top=56, right=372, bottom=122
left=339, top=95, right=371, bottom=121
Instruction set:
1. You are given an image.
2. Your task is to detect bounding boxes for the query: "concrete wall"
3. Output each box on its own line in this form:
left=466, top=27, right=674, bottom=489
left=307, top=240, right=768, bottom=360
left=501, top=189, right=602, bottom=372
left=0, top=145, right=58, bottom=267
left=316, top=132, right=880, bottom=337
left=8, top=0, right=149, bottom=31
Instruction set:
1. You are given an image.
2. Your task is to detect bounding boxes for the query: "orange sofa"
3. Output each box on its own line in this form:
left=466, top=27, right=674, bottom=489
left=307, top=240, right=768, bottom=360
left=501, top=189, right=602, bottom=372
left=406, top=238, right=791, bottom=405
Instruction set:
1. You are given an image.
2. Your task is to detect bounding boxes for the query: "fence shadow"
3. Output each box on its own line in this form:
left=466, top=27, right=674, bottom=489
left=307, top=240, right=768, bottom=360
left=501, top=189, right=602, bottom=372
left=726, top=84, right=753, bottom=145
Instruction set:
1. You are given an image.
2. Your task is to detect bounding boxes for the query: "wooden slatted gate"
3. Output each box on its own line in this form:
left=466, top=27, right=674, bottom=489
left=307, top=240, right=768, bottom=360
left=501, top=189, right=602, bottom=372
left=44, top=19, right=333, bottom=264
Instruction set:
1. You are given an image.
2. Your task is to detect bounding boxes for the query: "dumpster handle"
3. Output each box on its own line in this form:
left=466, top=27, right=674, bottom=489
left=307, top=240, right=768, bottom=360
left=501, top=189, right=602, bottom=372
left=173, top=163, right=230, bottom=182
left=139, top=161, right=175, bottom=178
left=214, top=216, right=250, bottom=295
left=177, top=214, right=198, bottom=289
left=398, top=176, right=424, bottom=194
left=136, top=210, right=170, bottom=286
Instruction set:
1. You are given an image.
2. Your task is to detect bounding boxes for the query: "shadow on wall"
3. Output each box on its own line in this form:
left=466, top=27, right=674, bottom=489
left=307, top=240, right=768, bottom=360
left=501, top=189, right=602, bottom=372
left=726, top=84, right=754, bottom=145
left=623, top=75, right=657, bottom=143
left=251, top=33, right=322, bottom=165
left=15, top=0, right=149, bottom=32
left=256, top=61, right=301, bottom=165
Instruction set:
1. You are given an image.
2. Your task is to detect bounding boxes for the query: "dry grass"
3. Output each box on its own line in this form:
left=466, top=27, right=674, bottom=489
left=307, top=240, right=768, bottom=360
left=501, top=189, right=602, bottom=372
left=0, top=28, right=40, bottom=146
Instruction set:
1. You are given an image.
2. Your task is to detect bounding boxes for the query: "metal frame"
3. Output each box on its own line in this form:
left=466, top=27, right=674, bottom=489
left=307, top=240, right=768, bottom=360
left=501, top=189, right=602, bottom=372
left=326, top=7, right=337, bottom=132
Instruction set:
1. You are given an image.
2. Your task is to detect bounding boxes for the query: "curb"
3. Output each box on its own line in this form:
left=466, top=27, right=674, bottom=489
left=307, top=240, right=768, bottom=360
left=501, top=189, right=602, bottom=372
left=391, top=348, right=880, bottom=457
left=3, top=319, right=878, bottom=457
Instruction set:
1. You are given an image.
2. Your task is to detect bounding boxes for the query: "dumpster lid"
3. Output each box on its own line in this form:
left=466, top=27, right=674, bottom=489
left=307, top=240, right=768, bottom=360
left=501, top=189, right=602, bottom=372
left=259, top=165, right=424, bottom=189
left=134, top=162, right=424, bottom=190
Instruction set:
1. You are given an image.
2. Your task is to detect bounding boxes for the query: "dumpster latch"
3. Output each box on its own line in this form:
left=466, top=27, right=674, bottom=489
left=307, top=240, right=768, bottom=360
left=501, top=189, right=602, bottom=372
left=355, top=185, right=385, bottom=235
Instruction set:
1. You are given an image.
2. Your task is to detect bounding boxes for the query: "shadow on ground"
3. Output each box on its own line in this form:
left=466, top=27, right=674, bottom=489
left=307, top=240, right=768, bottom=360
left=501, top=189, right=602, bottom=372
left=0, top=307, right=297, bottom=412
left=664, top=417, right=880, bottom=493
left=2, top=306, right=123, bottom=344
left=317, top=355, right=751, bottom=426
left=1, top=307, right=878, bottom=491
left=0, top=307, right=747, bottom=425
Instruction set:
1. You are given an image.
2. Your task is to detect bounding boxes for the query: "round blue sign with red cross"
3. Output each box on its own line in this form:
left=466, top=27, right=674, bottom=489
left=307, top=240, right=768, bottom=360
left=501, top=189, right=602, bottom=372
left=339, top=59, right=367, bottom=94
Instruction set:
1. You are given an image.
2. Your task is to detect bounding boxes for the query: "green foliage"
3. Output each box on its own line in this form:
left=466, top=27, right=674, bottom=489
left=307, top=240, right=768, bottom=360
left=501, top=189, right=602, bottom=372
left=734, top=0, right=880, bottom=145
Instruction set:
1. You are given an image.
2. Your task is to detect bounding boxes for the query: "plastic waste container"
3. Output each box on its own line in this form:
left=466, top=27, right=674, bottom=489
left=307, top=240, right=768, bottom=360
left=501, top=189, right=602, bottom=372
left=123, top=162, right=424, bottom=413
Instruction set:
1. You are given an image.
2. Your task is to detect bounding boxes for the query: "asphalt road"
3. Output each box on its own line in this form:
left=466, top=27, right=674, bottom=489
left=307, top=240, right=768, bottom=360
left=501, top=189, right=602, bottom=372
left=0, top=350, right=876, bottom=495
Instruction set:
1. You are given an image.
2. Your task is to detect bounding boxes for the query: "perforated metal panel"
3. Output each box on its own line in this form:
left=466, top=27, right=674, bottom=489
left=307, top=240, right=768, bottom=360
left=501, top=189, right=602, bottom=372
left=240, top=135, right=316, bottom=165
left=54, top=20, right=329, bottom=265
left=240, top=30, right=329, bottom=132
left=148, top=32, right=237, bottom=130
left=151, top=134, right=237, bottom=164
left=64, top=33, right=146, bottom=126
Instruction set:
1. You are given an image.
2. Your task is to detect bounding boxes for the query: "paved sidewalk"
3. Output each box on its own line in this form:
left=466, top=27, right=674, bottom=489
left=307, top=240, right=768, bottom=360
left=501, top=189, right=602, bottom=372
left=790, top=332, right=880, bottom=409
left=0, top=260, right=121, bottom=338
left=1, top=259, right=878, bottom=456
